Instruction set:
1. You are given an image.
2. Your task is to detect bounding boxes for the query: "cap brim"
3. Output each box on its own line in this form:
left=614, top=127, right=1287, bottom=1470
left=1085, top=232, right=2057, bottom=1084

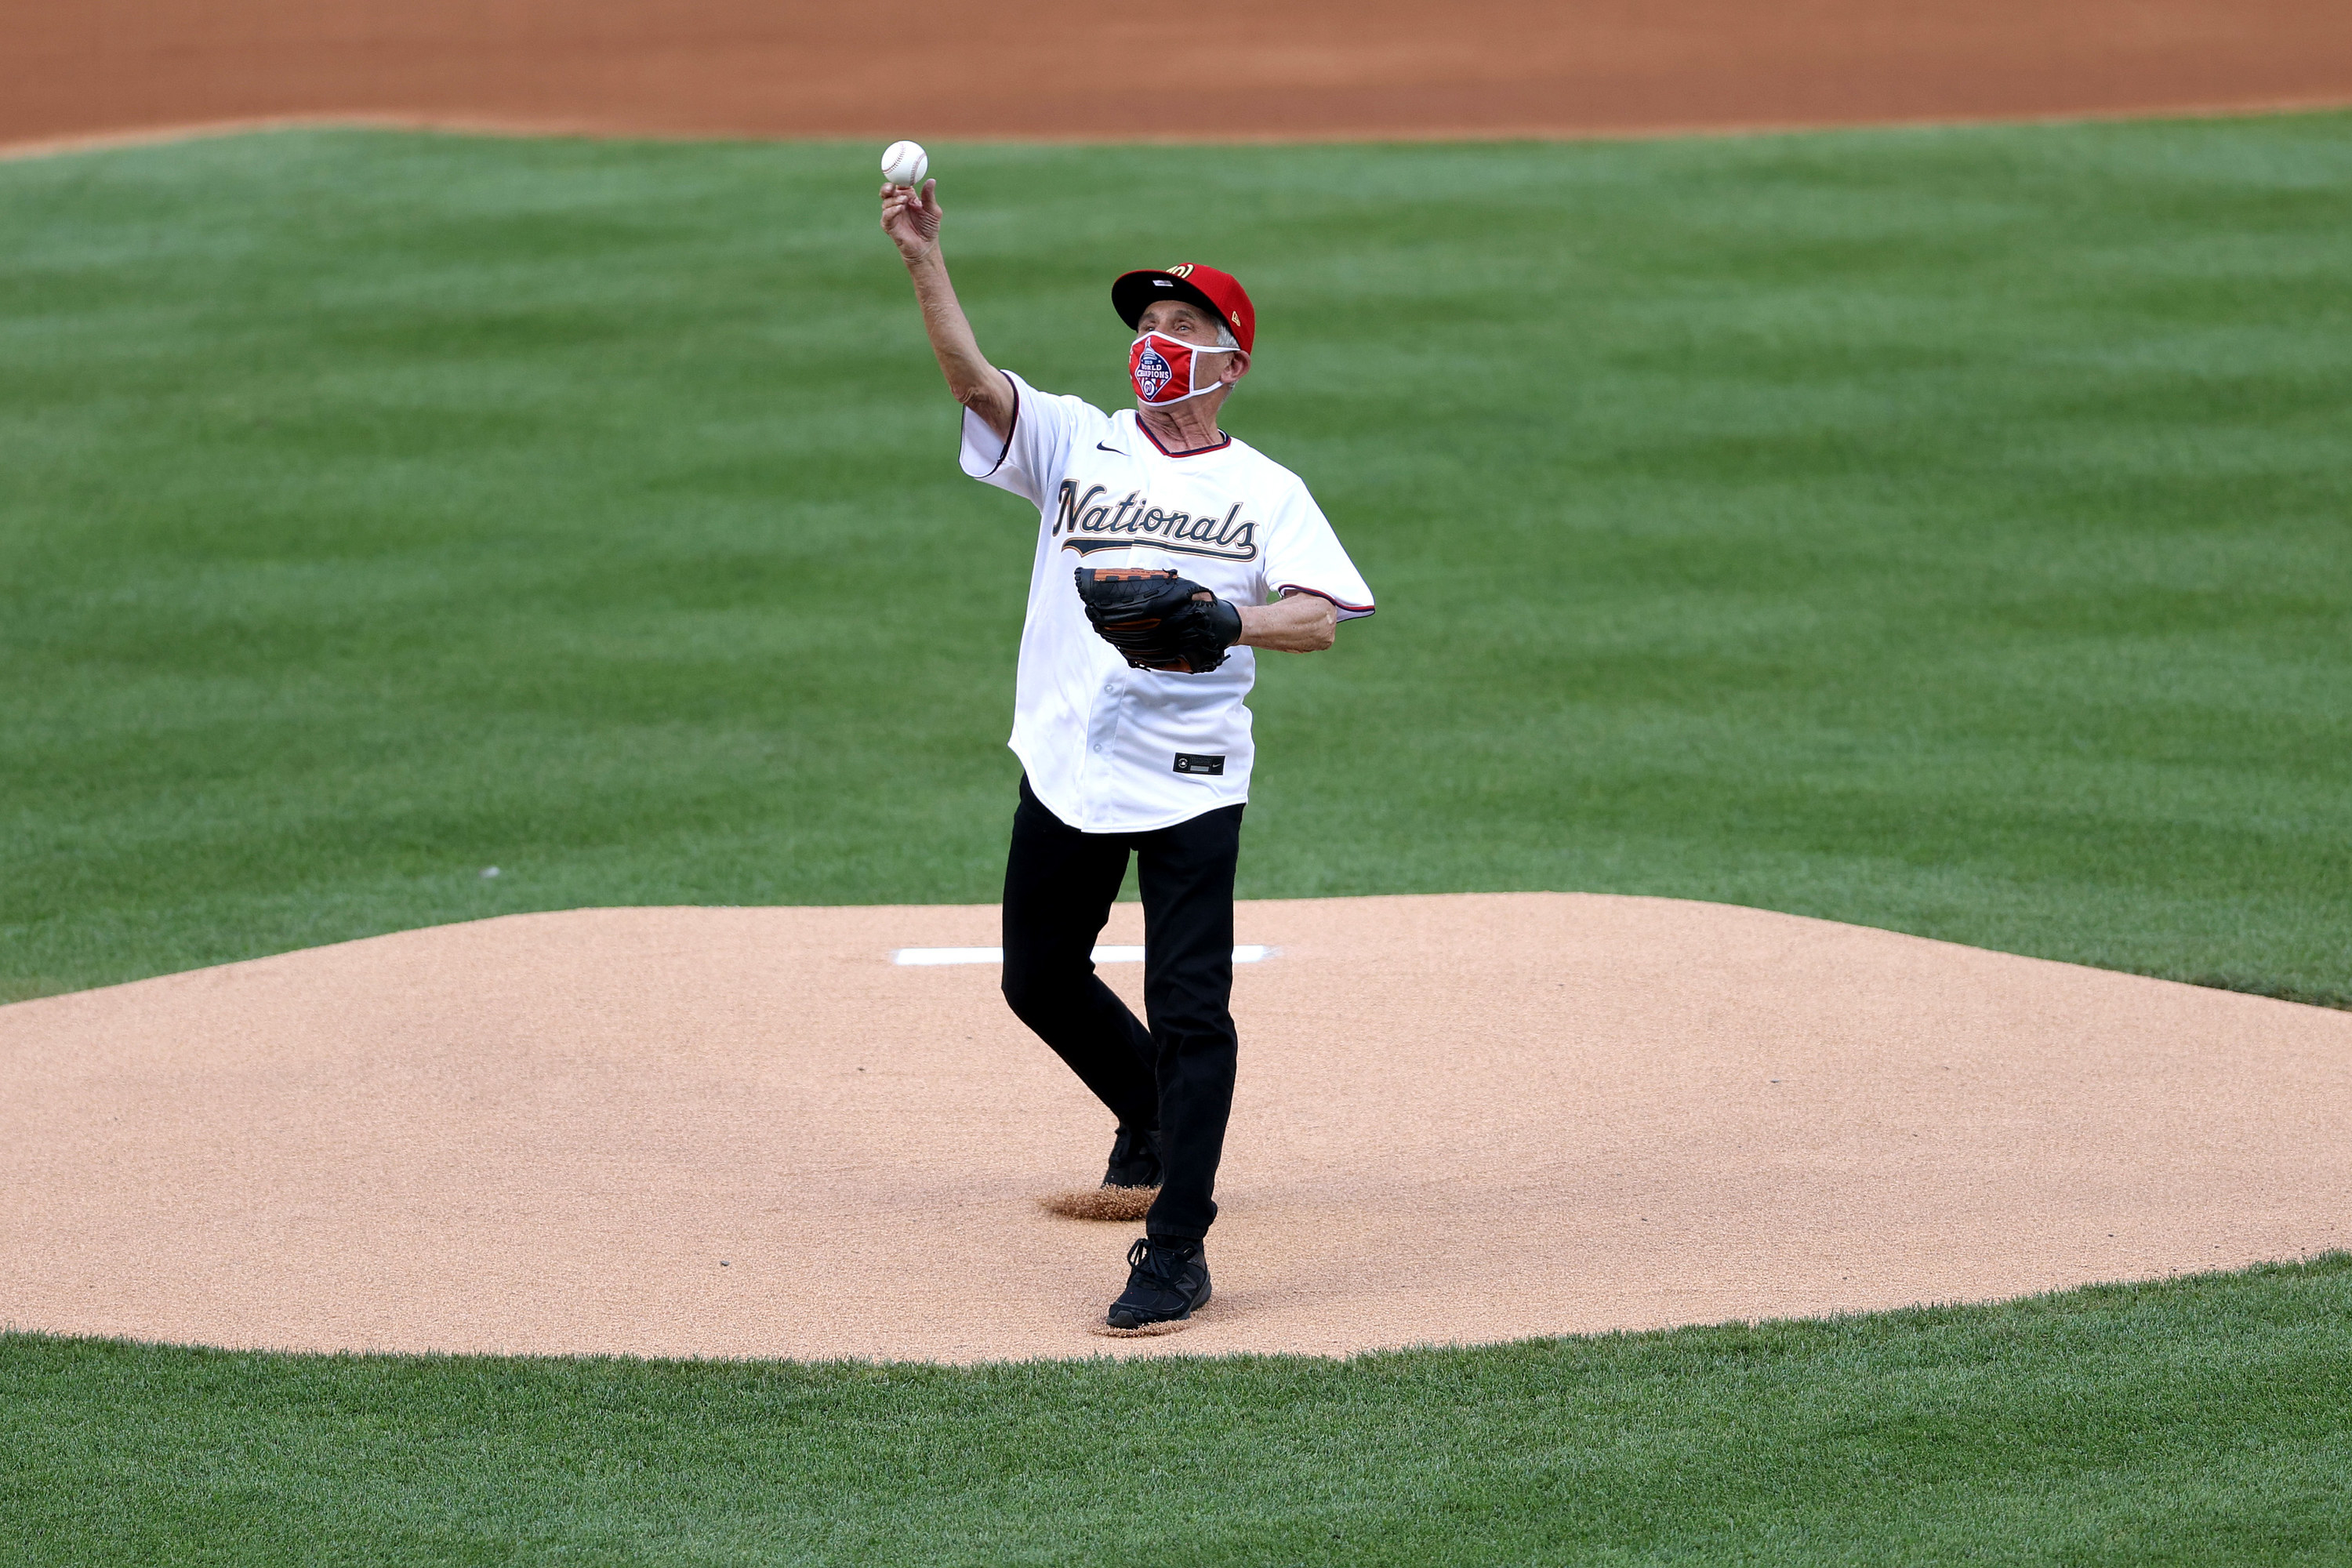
left=1112, top=270, right=1230, bottom=336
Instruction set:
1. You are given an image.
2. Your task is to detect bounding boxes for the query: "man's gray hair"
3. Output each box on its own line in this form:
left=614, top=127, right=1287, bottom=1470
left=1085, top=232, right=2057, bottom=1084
left=1214, top=320, right=1240, bottom=350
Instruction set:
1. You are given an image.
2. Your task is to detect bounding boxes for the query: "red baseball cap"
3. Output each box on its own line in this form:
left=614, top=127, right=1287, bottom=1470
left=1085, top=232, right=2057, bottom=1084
left=1112, top=263, right=1256, bottom=354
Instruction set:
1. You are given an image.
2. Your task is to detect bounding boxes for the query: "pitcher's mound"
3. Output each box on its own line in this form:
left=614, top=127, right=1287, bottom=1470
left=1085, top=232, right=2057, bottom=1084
left=3, top=894, right=2347, bottom=1363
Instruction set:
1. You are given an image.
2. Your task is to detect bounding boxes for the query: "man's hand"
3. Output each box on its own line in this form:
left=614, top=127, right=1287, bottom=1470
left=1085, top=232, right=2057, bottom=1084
left=880, top=178, right=942, bottom=263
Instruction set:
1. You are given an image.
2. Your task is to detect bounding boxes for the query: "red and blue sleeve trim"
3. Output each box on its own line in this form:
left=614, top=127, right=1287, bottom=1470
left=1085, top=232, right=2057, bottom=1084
left=975, top=372, right=1020, bottom=477
left=1276, top=583, right=1376, bottom=618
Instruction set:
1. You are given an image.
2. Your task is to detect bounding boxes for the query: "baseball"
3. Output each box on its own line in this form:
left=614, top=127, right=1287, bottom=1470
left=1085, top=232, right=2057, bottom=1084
left=880, top=140, right=929, bottom=188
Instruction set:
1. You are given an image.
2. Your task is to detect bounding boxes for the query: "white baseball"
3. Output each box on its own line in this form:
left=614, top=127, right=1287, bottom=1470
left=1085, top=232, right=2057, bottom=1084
left=880, top=140, right=929, bottom=188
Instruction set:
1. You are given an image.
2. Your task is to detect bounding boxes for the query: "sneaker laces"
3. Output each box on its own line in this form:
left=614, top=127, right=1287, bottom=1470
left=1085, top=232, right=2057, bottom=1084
left=1127, top=1237, right=1196, bottom=1284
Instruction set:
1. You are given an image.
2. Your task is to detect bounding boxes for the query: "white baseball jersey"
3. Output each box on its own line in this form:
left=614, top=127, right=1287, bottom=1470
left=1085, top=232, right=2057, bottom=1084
left=960, top=370, right=1375, bottom=833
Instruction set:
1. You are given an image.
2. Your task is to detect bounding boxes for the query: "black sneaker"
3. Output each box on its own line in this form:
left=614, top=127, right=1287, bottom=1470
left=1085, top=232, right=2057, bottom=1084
left=1102, top=1124, right=1164, bottom=1191
left=1104, top=1236, right=1210, bottom=1331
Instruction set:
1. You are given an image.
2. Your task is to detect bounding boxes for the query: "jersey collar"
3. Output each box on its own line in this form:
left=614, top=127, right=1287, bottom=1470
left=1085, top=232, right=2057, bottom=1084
left=1134, top=415, right=1232, bottom=459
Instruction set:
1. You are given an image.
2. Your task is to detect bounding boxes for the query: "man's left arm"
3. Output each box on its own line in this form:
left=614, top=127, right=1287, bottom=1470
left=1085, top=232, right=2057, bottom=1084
left=1244, top=484, right=1374, bottom=655
left=1237, top=592, right=1338, bottom=653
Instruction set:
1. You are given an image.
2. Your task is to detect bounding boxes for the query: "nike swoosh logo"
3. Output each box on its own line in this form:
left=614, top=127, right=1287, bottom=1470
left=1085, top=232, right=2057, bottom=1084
left=1096, top=442, right=1120, bottom=453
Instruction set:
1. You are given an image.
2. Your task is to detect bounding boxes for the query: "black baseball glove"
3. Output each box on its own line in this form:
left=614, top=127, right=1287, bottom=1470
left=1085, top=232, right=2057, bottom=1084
left=1073, top=567, right=1244, bottom=673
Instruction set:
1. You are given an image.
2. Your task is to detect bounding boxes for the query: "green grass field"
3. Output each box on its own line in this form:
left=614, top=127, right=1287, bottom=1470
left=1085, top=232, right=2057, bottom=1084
left=5, top=118, right=2349, bottom=1004
left=4, top=117, right=2350, bottom=1563
left=7, top=1260, right=2351, bottom=1566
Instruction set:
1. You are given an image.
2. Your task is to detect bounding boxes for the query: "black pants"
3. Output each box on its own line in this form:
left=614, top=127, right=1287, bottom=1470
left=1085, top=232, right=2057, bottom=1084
left=1000, top=775, right=1243, bottom=1243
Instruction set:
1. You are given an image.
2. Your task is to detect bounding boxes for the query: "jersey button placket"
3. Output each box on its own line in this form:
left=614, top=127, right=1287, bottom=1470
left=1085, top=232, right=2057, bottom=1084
left=1083, top=669, right=1125, bottom=809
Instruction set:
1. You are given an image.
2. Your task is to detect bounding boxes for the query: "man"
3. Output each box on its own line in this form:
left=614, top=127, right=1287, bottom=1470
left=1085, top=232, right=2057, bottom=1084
left=880, top=175, right=1374, bottom=1332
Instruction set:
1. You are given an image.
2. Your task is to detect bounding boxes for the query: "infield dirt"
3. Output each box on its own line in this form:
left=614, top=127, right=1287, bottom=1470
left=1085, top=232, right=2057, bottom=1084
left=5, top=894, right=2345, bottom=1363
left=9, top=1, right=2351, bottom=153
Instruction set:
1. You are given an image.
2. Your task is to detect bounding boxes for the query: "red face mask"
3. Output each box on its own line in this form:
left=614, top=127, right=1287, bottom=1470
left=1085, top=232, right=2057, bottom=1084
left=1129, top=330, right=1233, bottom=405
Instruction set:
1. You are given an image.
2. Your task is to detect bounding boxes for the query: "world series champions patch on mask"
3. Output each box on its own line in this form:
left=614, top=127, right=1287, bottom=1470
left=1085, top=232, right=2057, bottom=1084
left=1129, top=331, right=1233, bottom=405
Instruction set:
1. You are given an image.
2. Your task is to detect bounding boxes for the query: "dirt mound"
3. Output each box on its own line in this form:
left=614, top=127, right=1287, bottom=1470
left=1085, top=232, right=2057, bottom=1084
left=9, top=1, right=2351, bottom=154
left=3, top=894, right=2345, bottom=1362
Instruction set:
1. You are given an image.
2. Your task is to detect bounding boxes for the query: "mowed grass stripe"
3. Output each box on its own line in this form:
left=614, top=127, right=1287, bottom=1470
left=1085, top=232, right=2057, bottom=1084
left=4, top=1258, right=2350, bottom=1565
left=2, top=119, right=2349, bottom=1002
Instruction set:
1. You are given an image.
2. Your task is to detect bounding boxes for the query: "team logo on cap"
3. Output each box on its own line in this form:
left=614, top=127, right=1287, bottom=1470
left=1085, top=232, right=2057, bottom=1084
left=1134, top=346, right=1173, bottom=400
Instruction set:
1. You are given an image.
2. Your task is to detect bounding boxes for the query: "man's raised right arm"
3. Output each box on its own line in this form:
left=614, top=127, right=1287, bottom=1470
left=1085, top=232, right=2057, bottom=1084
left=880, top=180, right=1015, bottom=441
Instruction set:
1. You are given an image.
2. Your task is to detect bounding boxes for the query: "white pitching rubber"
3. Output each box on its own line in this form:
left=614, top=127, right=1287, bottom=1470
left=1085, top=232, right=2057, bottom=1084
left=892, top=945, right=1274, bottom=967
